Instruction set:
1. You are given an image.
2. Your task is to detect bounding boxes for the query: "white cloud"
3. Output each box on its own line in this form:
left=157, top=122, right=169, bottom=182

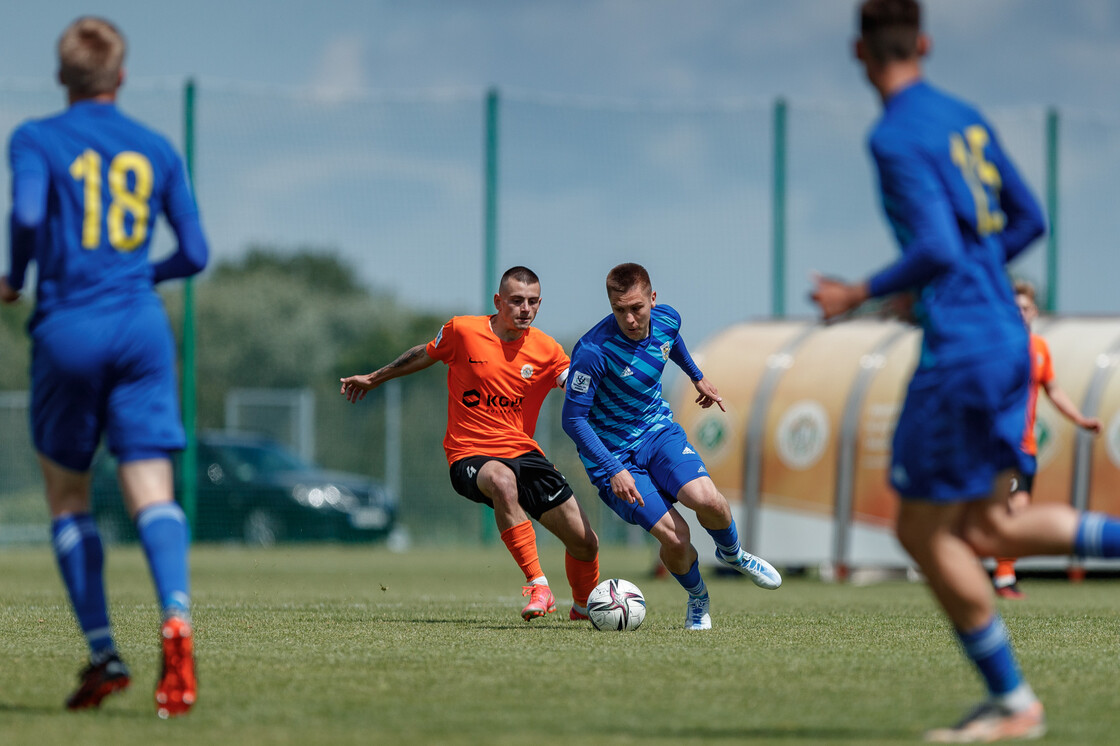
left=308, top=33, right=368, bottom=102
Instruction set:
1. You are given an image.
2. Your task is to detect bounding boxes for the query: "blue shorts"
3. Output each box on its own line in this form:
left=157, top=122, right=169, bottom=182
left=890, top=353, right=1031, bottom=502
left=592, top=423, right=710, bottom=531
left=30, top=299, right=185, bottom=472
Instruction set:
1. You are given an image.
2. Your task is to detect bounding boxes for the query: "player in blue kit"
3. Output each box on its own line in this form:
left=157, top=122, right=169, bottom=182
left=812, top=1, right=1120, bottom=741
left=562, top=263, right=781, bottom=631
left=1, top=17, right=207, bottom=717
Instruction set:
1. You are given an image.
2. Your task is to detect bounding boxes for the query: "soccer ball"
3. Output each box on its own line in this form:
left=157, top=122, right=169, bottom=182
left=586, top=578, right=646, bottom=631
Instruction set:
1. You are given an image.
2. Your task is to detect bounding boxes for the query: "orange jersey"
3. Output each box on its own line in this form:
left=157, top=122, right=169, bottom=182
left=425, top=315, right=570, bottom=464
left=1021, top=333, right=1054, bottom=456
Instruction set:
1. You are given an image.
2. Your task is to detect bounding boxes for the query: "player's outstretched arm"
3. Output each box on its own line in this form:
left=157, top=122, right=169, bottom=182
left=693, top=378, right=726, bottom=412
left=810, top=274, right=870, bottom=321
left=340, top=344, right=436, bottom=403
left=1045, top=381, right=1103, bottom=434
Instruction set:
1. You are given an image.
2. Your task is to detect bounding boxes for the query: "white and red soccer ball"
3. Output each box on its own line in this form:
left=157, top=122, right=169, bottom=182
left=586, top=578, right=646, bottom=631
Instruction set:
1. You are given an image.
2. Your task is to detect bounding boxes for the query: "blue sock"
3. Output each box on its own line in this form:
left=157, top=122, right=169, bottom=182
left=670, top=559, right=707, bottom=598
left=1074, top=512, right=1120, bottom=558
left=135, top=502, right=191, bottom=618
left=957, top=614, right=1022, bottom=697
left=708, top=521, right=741, bottom=558
left=52, top=514, right=114, bottom=657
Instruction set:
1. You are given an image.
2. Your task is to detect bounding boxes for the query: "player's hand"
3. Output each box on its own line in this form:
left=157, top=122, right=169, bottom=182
left=693, top=378, right=725, bottom=412
left=609, top=469, right=644, bottom=507
left=810, top=272, right=869, bottom=322
left=339, top=373, right=379, bottom=403
left=1082, top=416, right=1103, bottom=435
left=884, top=291, right=917, bottom=323
left=0, top=276, right=20, bottom=304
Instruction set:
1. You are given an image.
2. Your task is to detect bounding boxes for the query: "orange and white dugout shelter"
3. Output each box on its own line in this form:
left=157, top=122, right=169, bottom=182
left=670, top=317, right=1120, bottom=577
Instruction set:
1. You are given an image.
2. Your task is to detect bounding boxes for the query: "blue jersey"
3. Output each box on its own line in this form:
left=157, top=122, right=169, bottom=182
left=7, top=100, right=207, bottom=326
left=562, top=304, right=703, bottom=481
left=864, top=81, right=1044, bottom=368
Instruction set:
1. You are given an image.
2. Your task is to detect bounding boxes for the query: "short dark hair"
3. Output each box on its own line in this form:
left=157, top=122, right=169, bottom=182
left=606, top=263, right=651, bottom=296
left=58, top=17, right=125, bottom=97
left=859, top=0, right=921, bottom=63
left=499, top=265, right=539, bottom=292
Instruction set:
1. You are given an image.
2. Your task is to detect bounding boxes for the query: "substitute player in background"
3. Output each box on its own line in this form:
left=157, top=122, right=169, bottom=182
left=340, top=266, right=599, bottom=621
left=1, top=18, right=207, bottom=717
left=562, top=263, right=780, bottom=631
left=993, top=279, right=1102, bottom=599
left=812, top=1, right=1120, bottom=741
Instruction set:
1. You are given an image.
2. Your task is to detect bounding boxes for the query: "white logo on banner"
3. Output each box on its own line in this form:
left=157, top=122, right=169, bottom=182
left=776, top=400, right=830, bottom=470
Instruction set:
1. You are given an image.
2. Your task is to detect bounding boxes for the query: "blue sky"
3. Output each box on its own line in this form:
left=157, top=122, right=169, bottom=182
left=4, top=1, right=1120, bottom=343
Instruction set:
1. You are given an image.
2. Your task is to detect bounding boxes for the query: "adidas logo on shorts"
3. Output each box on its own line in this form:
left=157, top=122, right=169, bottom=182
left=682, top=446, right=696, bottom=455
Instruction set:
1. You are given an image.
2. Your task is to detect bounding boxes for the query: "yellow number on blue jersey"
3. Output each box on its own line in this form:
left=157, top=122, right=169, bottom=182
left=69, top=149, right=154, bottom=251
left=950, top=125, right=1006, bottom=236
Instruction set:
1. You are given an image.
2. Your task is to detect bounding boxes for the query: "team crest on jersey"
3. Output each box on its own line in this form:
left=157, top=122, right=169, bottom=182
left=660, top=341, right=672, bottom=361
left=571, top=371, right=591, bottom=394
left=521, top=364, right=534, bottom=379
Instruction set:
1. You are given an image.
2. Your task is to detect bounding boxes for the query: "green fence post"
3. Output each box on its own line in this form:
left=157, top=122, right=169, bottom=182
left=772, top=98, right=787, bottom=319
left=480, top=87, right=500, bottom=544
left=181, top=78, right=198, bottom=529
left=1045, top=107, right=1060, bottom=314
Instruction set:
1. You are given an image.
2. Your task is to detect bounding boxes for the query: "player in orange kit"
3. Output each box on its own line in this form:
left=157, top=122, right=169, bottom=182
left=993, top=280, right=1101, bottom=599
left=340, top=266, right=599, bottom=621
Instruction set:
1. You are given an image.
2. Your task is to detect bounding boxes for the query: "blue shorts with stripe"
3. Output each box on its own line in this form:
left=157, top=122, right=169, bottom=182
left=591, top=423, right=710, bottom=531
left=30, top=298, right=185, bottom=472
left=890, top=352, right=1032, bottom=502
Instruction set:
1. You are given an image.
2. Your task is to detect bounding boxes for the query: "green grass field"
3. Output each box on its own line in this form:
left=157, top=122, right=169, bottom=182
left=2, top=544, right=1120, bottom=745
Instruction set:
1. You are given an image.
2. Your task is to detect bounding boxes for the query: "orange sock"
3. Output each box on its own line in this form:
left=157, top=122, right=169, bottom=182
left=565, top=551, right=600, bottom=607
left=994, top=558, right=1017, bottom=585
left=500, top=520, right=544, bottom=584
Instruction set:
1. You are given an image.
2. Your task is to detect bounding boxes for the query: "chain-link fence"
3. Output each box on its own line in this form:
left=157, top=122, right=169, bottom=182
left=2, top=80, right=1118, bottom=546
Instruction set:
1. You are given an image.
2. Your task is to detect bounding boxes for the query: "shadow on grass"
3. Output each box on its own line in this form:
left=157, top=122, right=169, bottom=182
left=640, top=723, right=915, bottom=742
left=406, top=619, right=543, bottom=631
left=0, top=699, right=150, bottom=720
left=0, top=700, right=62, bottom=715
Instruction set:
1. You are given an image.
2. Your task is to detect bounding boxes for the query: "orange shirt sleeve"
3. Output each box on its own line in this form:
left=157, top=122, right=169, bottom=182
left=426, top=318, right=458, bottom=364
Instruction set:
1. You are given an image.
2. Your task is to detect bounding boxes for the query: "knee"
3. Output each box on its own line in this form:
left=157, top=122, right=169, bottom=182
left=686, top=483, right=729, bottom=521
left=480, top=466, right=518, bottom=506
left=659, top=530, right=692, bottom=559
left=46, top=485, right=91, bottom=518
left=572, top=528, right=599, bottom=558
left=958, top=520, right=1000, bottom=557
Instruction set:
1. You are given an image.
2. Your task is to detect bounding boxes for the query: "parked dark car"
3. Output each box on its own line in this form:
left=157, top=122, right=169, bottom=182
left=91, top=430, right=397, bottom=545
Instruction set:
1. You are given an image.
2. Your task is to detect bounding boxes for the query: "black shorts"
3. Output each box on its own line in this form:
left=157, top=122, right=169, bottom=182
left=1012, top=471, right=1035, bottom=495
left=449, top=450, right=574, bottom=520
